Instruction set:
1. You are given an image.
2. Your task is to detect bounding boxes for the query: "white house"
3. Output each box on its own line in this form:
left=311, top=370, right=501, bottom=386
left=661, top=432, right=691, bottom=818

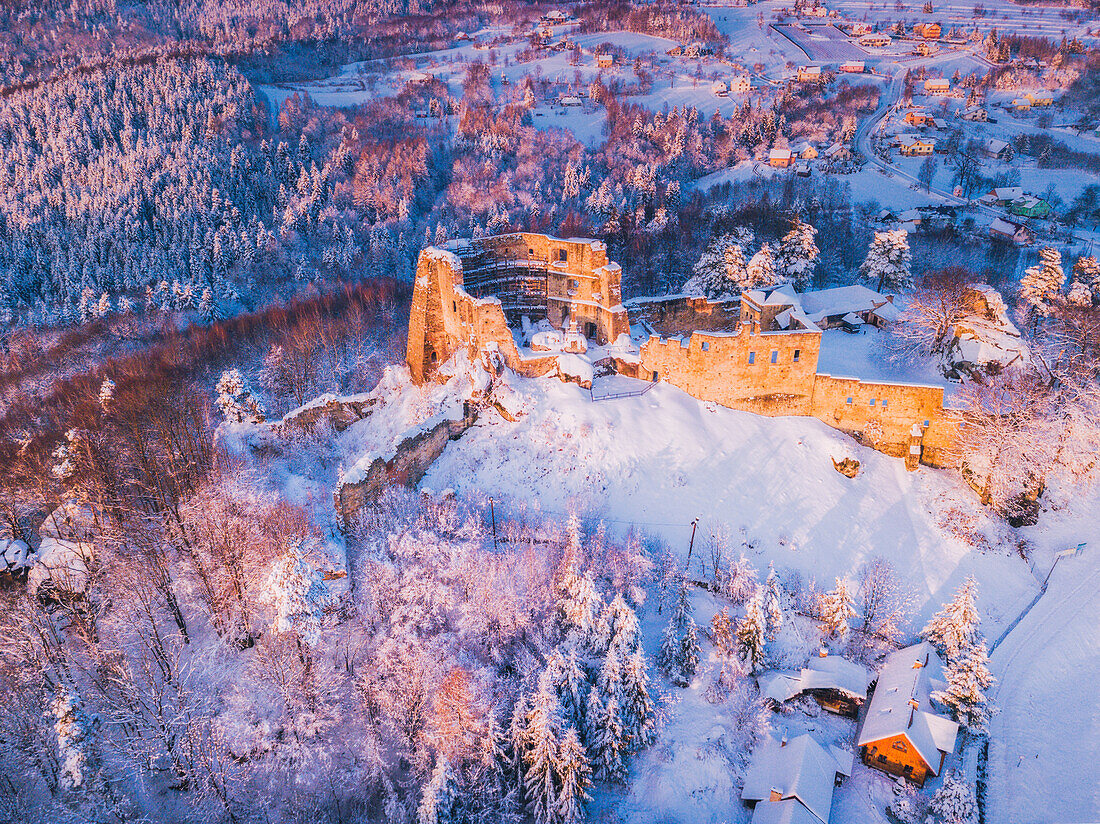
left=742, top=734, right=853, bottom=824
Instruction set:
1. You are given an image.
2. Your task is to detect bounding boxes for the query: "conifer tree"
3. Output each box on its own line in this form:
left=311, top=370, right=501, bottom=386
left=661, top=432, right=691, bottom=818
left=776, top=219, right=820, bottom=289
left=554, top=727, right=592, bottom=824
left=737, top=595, right=768, bottom=673
left=1019, top=247, right=1065, bottom=322
left=859, top=229, right=913, bottom=292
left=746, top=243, right=778, bottom=290
left=933, top=641, right=995, bottom=732
left=929, top=771, right=978, bottom=824
left=762, top=564, right=783, bottom=640
left=584, top=687, right=625, bottom=782
left=819, top=578, right=856, bottom=641
left=686, top=234, right=748, bottom=298
left=619, top=650, right=656, bottom=750
left=921, top=576, right=982, bottom=661
left=522, top=674, right=564, bottom=824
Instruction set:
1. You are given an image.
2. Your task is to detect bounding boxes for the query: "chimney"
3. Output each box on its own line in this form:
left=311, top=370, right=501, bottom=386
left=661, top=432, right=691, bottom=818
left=780, top=736, right=788, bottom=748
left=770, top=789, right=782, bottom=802
left=818, top=647, right=829, bottom=658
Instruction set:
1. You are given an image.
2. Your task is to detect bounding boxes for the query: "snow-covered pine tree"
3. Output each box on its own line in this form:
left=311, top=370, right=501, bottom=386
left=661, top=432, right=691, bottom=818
left=522, top=674, right=564, bottom=824
left=737, top=595, right=768, bottom=673
left=619, top=649, right=656, bottom=751
left=552, top=646, right=590, bottom=732
left=259, top=543, right=332, bottom=646
left=685, top=234, right=748, bottom=298
left=776, top=219, right=819, bottom=290
left=933, top=640, right=995, bottom=732
left=710, top=607, right=736, bottom=660
left=1070, top=255, right=1100, bottom=306
left=762, top=563, right=783, bottom=640
left=554, top=727, right=592, bottom=824
left=1019, top=246, right=1065, bottom=322
left=602, top=594, right=641, bottom=658
left=746, top=243, right=778, bottom=290
left=819, top=578, right=856, bottom=641
left=98, top=378, right=115, bottom=413
left=921, top=575, right=982, bottom=662
left=929, top=770, right=978, bottom=824
left=417, top=758, right=459, bottom=824
left=676, top=617, right=700, bottom=681
left=859, top=229, right=913, bottom=292
left=215, top=368, right=265, bottom=424
left=584, top=686, right=626, bottom=782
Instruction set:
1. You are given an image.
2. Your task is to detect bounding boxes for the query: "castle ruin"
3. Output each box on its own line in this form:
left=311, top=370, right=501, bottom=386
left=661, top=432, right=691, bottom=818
left=406, top=233, right=955, bottom=467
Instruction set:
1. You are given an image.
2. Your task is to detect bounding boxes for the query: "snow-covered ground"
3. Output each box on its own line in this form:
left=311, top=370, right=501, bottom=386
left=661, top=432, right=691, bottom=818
left=816, top=327, right=959, bottom=401
left=422, top=372, right=1034, bottom=631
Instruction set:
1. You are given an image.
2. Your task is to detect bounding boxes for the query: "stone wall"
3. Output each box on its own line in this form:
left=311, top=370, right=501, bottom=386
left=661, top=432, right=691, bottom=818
left=628, top=295, right=742, bottom=337
left=641, top=325, right=823, bottom=414
left=640, top=325, right=956, bottom=467
left=407, top=234, right=629, bottom=384
left=334, top=404, right=478, bottom=530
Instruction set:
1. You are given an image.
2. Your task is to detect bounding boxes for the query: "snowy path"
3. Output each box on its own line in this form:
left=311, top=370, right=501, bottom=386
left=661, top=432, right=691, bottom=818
left=986, top=551, right=1100, bottom=824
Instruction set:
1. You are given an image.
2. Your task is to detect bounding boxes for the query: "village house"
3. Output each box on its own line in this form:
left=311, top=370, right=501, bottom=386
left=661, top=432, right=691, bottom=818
left=1009, top=195, right=1051, bottom=219
left=1026, top=90, right=1054, bottom=106
left=857, top=642, right=959, bottom=786
left=848, top=22, right=873, bottom=35
left=792, top=141, right=819, bottom=160
left=759, top=652, right=872, bottom=719
left=741, top=283, right=900, bottom=332
left=980, top=186, right=1023, bottom=205
left=596, top=53, right=613, bottom=68
left=898, top=135, right=935, bottom=156
left=839, top=60, right=865, bottom=73
left=769, top=147, right=794, bottom=167
left=904, top=110, right=934, bottom=127
left=859, top=32, right=891, bottom=47
left=961, top=105, right=988, bottom=122
left=923, top=78, right=949, bottom=95
left=988, top=217, right=1034, bottom=245
left=711, top=80, right=729, bottom=97
left=742, top=734, right=853, bottom=824
left=823, top=142, right=850, bottom=161
left=982, top=138, right=1011, bottom=160
left=730, top=74, right=752, bottom=94
left=913, top=22, right=941, bottom=39
left=540, top=9, right=568, bottom=24
left=797, top=65, right=823, bottom=82
left=1009, top=97, right=1032, bottom=111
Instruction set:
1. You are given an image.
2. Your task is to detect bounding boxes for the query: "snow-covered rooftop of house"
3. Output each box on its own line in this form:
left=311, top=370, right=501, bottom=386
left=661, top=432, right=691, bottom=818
left=796, top=284, right=890, bottom=321
left=759, top=670, right=804, bottom=703
left=770, top=147, right=793, bottom=160
left=992, top=186, right=1023, bottom=200
left=857, top=642, right=958, bottom=774
left=989, top=217, right=1024, bottom=235
left=750, top=798, right=823, bottom=824
left=741, top=733, right=845, bottom=824
left=799, top=654, right=872, bottom=698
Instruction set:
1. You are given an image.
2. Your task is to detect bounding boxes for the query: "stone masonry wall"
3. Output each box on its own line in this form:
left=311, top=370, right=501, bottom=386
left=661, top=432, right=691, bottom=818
left=628, top=295, right=742, bottom=337
left=641, top=325, right=823, bottom=414
left=407, top=235, right=629, bottom=384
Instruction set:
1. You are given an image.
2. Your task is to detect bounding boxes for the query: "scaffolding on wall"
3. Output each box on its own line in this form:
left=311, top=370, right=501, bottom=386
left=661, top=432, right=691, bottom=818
left=453, top=236, right=551, bottom=325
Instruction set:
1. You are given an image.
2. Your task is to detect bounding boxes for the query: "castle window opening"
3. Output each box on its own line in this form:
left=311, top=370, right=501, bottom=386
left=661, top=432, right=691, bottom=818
left=652, top=371, right=659, bottom=381
left=870, top=398, right=876, bottom=406
left=702, top=341, right=710, bottom=351
left=924, top=420, right=930, bottom=427
left=558, top=249, right=568, bottom=262
left=794, top=349, right=800, bottom=362
left=748, top=351, right=756, bottom=364
left=846, top=397, right=853, bottom=405
left=770, top=350, right=778, bottom=364
left=452, top=300, right=457, bottom=313
left=882, top=399, right=888, bottom=407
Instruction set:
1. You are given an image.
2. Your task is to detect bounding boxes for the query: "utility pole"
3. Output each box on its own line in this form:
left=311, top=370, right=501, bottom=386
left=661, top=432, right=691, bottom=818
left=489, top=497, right=498, bottom=552
left=685, top=518, right=699, bottom=573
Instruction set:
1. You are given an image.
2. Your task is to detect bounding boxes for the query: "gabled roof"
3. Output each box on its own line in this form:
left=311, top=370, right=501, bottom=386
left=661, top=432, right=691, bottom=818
left=742, top=734, right=844, bottom=824
left=857, top=642, right=959, bottom=775
left=799, top=654, right=872, bottom=698
left=797, top=285, right=890, bottom=321
left=750, top=799, right=823, bottom=824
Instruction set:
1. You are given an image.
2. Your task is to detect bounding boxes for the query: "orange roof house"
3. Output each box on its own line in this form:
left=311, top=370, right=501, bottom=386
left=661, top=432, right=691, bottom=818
left=857, top=642, right=959, bottom=786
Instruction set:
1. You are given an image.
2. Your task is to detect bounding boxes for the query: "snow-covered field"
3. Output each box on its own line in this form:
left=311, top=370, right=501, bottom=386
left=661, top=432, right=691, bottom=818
left=422, top=373, right=1034, bottom=631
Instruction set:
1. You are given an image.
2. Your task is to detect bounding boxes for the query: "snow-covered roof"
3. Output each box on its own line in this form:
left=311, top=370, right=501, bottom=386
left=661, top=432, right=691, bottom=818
left=992, top=186, right=1022, bottom=199
left=870, top=301, right=901, bottom=322
left=797, top=285, right=891, bottom=321
left=799, top=654, right=872, bottom=698
left=759, top=671, right=804, bottom=703
left=750, top=799, right=822, bottom=824
left=770, top=147, right=793, bottom=159
left=857, top=642, right=958, bottom=775
left=989, top=217, right=1026, bottom=237
left=742, top=734, right=843, bottom=824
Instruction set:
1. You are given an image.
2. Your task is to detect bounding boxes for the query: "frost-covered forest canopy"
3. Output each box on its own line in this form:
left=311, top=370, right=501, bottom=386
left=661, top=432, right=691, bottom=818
left=4, top=0, right=1100, bottom=822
